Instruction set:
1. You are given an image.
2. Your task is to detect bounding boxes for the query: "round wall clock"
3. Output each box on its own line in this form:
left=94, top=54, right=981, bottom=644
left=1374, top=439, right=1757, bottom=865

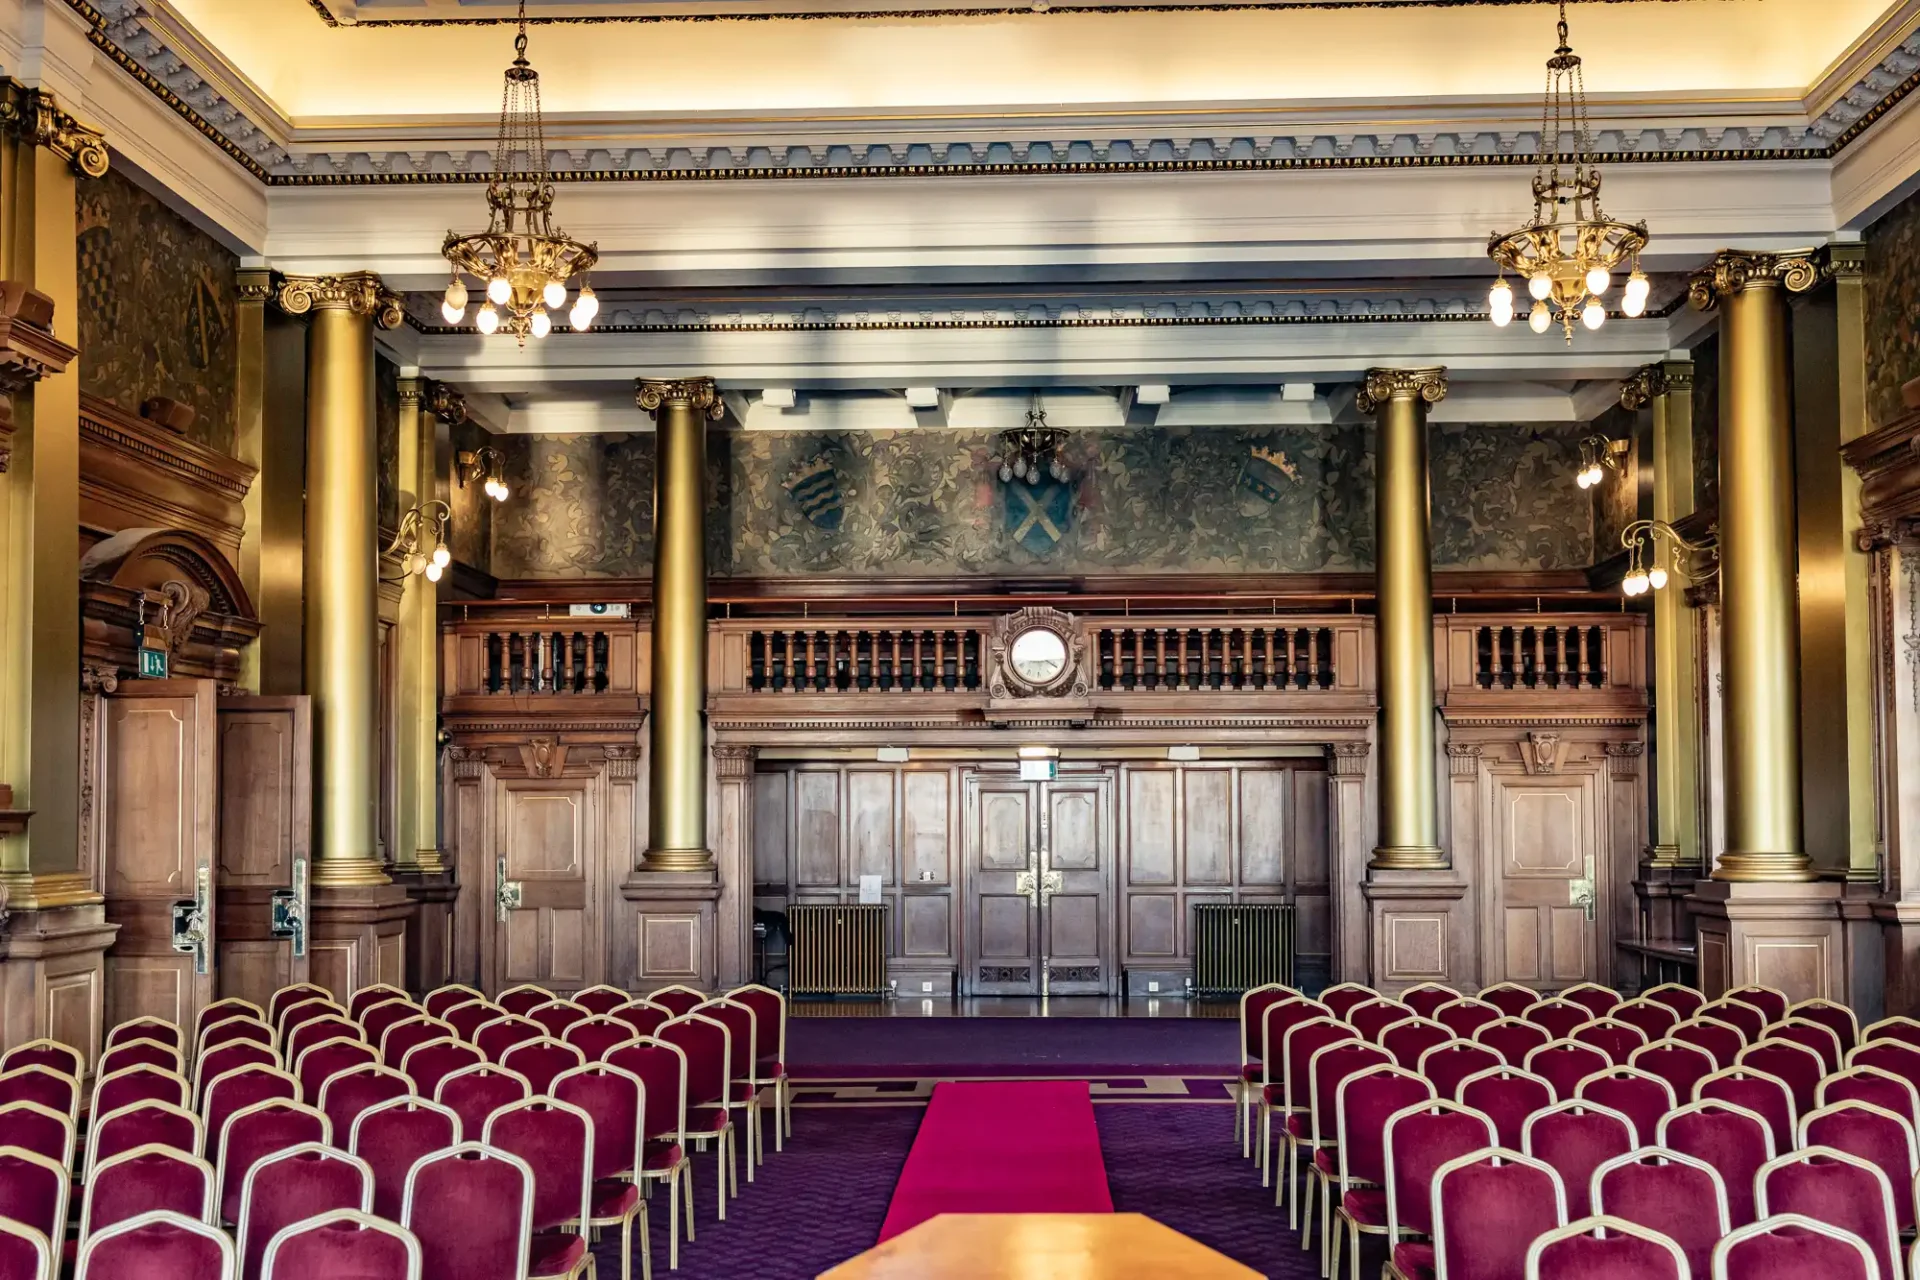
left=1009, top=627, right=1069, bottom=685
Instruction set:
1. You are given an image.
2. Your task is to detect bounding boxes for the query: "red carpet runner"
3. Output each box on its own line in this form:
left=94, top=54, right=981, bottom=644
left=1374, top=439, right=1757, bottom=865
left=877, top=1079, right=1114, bottom=1242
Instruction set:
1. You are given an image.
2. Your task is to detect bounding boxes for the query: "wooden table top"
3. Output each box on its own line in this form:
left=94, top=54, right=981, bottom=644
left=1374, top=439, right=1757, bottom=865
left=820, top=1213, right=1265, bottom=1279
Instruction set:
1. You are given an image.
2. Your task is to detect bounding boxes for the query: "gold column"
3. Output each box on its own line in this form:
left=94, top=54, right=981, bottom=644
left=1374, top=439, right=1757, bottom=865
left=233, top=269, right=271, bottom=694
left=1688, top=252, right=1824, bottom=882
left=1623, top=361, right=1702, bottom=869
left=276, top=274, right=405, bottom=887
left=637, top=377, right=723, bottom=871
left=1361, top=367, right=1448, bottom=869
left=0, top=82, right=104, bottom=902
left=393, top=377, right=449, bottom=875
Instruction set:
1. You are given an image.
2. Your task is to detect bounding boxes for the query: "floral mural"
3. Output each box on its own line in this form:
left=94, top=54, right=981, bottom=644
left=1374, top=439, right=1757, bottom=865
left=447, top=417, right=497, bottom=574
left=1867, top=185, right=1920, bottom=427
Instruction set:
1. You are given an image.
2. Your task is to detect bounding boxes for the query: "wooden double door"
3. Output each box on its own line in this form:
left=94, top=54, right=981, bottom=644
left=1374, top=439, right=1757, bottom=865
left=963, top=768, right=1114, bottom=997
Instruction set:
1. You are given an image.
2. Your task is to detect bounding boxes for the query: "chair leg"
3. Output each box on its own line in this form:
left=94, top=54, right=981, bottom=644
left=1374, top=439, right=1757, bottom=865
left=1260, top=1105, right=1272, bottom=1189
left=1348, top=1219, right=1361, bottom=1280
left=1286, top=1139, right=1301, bottom=1226
left=1300, top=1168, right=1316, bottom=1250
left=775, top=1078, right=787, bottom=1151
left=1319, top=1175, right=1332, bottom=1277
left=743, top=1106, right=755, bottom=1183
left=716, top=1133, right=729, bottom=1221
left=1233, top=1081, right=1245, bottom=1150
left=728, top=1125, right=740, bottom=1198
left=668, top=1174, right=682, bottom=1270
left=639, top=1199, right=651, bottom=1280
left=683, top=1163, right=697, bottom=1244
left=1328, top=1210, right=1342, bottom=1280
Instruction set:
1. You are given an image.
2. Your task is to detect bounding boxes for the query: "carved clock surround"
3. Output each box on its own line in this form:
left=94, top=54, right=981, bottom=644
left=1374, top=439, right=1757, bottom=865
left=987, top=607, right=1089, bottom=701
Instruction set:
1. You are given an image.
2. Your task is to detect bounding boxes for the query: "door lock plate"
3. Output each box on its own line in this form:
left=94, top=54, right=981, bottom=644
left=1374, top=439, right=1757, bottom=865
left=496, top=856, right=524, bottom=923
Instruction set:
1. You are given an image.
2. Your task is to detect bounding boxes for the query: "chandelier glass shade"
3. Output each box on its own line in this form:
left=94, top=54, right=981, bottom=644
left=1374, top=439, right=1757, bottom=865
left=440, top=3, right=599, bottom=344
left=1619, top=518, right=1715, bottom=597
left=1487, top=1, right=1651, bottom=342
left=998, top=395, right=1070, bottom=484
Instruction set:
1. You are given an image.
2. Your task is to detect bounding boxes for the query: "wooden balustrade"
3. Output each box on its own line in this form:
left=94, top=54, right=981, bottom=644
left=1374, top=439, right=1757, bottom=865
left=1092, top=623, right=1339, bottom=692
left=741, top=626, right=987, bottom=693
left=1436, top=614, right=1646, bottom=704
left=442, top=619, right=646, bottom=707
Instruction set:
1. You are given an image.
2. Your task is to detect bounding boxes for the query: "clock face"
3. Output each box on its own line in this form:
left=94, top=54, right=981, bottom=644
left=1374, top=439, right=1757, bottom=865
left=1010, top=628, right=1069, bottom=684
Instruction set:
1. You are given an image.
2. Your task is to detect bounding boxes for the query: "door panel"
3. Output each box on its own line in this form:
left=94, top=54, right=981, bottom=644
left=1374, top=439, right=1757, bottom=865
left=1041, top=776, right=1112, bottom=995
left=494, top=780, right=600, bottom=993
left=215, top=697, right=311, bottom=1010
left=1489, top=774, right=1599, bottom=991
left=964, top=776, right=1039, bottom=994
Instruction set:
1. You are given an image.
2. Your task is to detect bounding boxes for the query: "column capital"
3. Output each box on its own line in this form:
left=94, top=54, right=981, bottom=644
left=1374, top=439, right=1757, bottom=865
left=235, top=269, right=275, bottom=304
left=396, top=378, right=423, bottom=411
left=1620, top=360, right=1693, bottom=412
left=636, top=377, right=726, bottom=420
left=1357, top=367, right=1447, bottom=414
left=1687, top=249, right=1826, bottom=309
left=428, top=383, right=469, bottom=425
left=0, top=80, right=107, bottom=178
left=275, top=272, right=405, bottom=329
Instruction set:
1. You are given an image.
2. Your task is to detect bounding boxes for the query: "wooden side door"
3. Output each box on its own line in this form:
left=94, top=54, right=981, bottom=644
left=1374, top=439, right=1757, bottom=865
left=214, top=697, right=312, bottom=1010
left=1488, top=771, right=1601, bottom=990
left=491, top=777, right=601, bottom=994
left=1040, top=772, right=1114, bottom=995
left=962, top=771, right=1040, bottom=995
left=101, top=679, right=219, bottom=1031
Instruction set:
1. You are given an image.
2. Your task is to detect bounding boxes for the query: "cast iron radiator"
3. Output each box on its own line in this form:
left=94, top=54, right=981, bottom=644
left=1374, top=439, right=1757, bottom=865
left=1192, top=902, right=1296, bottom=995
left=788, top=903, right=889, bottom=996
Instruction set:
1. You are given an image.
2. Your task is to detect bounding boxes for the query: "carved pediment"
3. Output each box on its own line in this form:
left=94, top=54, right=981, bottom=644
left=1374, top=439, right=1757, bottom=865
left=80, top=527, right=258, bottom=683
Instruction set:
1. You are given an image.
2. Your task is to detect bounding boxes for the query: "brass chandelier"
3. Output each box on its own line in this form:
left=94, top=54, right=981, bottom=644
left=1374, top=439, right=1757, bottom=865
left=440, top=1, right=599, bottom=344
left=997, top=394, right=1070, bottom=484
left=1487, top=0, right=1650, bottom=342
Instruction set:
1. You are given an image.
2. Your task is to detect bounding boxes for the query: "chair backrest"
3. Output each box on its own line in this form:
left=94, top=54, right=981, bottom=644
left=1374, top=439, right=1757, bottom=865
left=107, top=1018, right=184, bottom=1053
left=1280, top=1017, right=1357, bottom=1112
left=277, top=1001, right=347, bottom=1047
left=236, top=1142, right=373, bottom=1280
left=1430, top=1149, right=1568, bottom=1280
left=86, top=1102, right=203, bottom=1178
left=0, top=1102, right=72, bottom=1170
left=1611, top=999, right=1681, bottom=1042
left=215, top=1099, right=331, bottom=1225
left=1573, top=1067, right=1675, bottom=1147
left=1347, top=998, right=1415, bottom=1044
left=657, top=1014, right=732, bottom=1109
left=1, top=1039, right=82, bottom=1079
left=1570, top=1018, right=1649, bottom=1067
left=433, top=1063, right=531, bottom=1141
left=443, top=1002, right=506, bottom=1043
left=1308, top=1041, right=1395, bottom=1144
left=551, top=1063, right=644, bottom=1183
left=379, top=1017, right=456, bottom=1069
left=606, top=1039, right=688, bottom=1148
left=1401, top=984, right=1461, bottom=1020
left=1480, top=984, right=1541, bottom=1018
left=1798, top=1100, right=1919, bottom=1232
left=100, top=1038, right=184, bottom=1079
left=1739, top=1039, right=1826, bottom=1119
left=1560, top=984, right=1623, bottom=1018
left=1641, top=983, right=1706, bottom=1020
left=1710, top=1212, right=1878, bottom=1280
left=420, top=986, right=485, bottom=1020
left=1333, top=1064, right=1434, bottom=1187
left=1253, top=996, right=1329, bottom=1085
left=1591, top=1146, right=1731, bottom=1280
left=1673, top=1017, right=1750, bottom=1069
left=1849, top=1038, right=1920, bottom=1100
left=1629, top=1038, right=1719, bottom=1103
left=561, top=1017, right=638, bottom=1064
left=1699, top=1065, right=1798, bottom=1154
left=294, top=1038, right=379, bottom=1105
left=399, top=1040, right=482, bottom=1098
left=259, top=1208, right=421, bottom=1280
left=572, top=986, right=632, bottom=1018
left=1657, top=1099, right=1776, bottom=1227
left=360, top=1002, right=421, bottom=1052
left=499, top=1038, right=585, bottom=1096
left=347, top=1096, right=460, bottom=1222
left=483, top=1097, right=593, bottom=1233
left=1239, top=983, right=1300, bottom=1060
left=1755, top=1146, right=1901, bottom=1280
left=694, top=997, right=758, bottom=1079
left=1435, top=998, right=1504, bottom=1040
left=1704, top=999, right=1768, bottom=1045
left=204, top=1067, right=301, bottom=1156
left=726, top=985, right=787, bottom=1070
left=1319, top=982, right=1379, bottom=1020
left=1457, top=1066, right=1555, bottom=1150
left=195, top=1043, right=281, bottom=1109
left=474, top=1015, right=544, bottom=1064
left=497, top=985, right=555, bottom=1017
left=82, top=1144, right=216, bottom=1240
left=1725, top=986, right=1789, bottom=1026
left=1774, top=1019, right=1845, bottom=1075
left=1820, top=1064, right=1920, bottom=1128
left=647, top=985, right=707, bottom=1017
left=75, top=1209, right=236, bottom=1280
left=610, top=1002, right=672, bottom=1041
left=1476, top=1017, right=1553, bottom=1068
left=0, top=1066, right=77, bottom=1122
left=0, top=1146, right=70, bottom=1245
left=526, top=1001, right=590, bottom=1040
left=269, top=987, right=334, bottom=1026
left=317, top=1065, right=414, bottom=1141
left=1865, top=1016, right=1920, bottom=1048
left=1524, top=1040, right=1613, bottom=1102
left=1520, top=1099, right=1636, bottom=1219
left=199, top=998, right=268, bottom=1038
left=1419, top=1040, right=1503, bottom=1102
left=0, top=1216, right=48, bottom=1280
left=347, top=985, right=411, bottom=1022
left=1382, top=1017, right=1454, bottom=1071
left=402, top=1143, right=532, bottom=1280
left=284, top=1018, right=363, bottom=1068
left=1523, top=1214, right=1687, bottom=1280
left=1383, top=1100, right=1499, bottom=1239
left=1525, top=998, right=1593, bottom=1041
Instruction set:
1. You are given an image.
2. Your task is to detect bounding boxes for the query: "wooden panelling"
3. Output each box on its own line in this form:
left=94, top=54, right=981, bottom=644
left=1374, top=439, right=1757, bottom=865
left=214, top=697, right=310, bottom=1006
left=1487, top=774, right=1599, bottom=991
left=494, top=780, right=601, bottom=992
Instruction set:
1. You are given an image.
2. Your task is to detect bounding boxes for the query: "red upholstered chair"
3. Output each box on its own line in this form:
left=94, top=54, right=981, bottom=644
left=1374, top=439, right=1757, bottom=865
left=1736, top=1041, right=1823, bottom=1123
left=1327, top=1065, right=1434, bottom=1280
left=1382, top=1018, right=1452, bottom=1072
left=1629, top=1038, right=1718, bottom=1104
left=607, top=1039, right=694, bottom=1268
left=1866, top=1016, right=1920, bottom=1049
left=214, top=1099, right=330, bottom=1224
left=403, top=1143, right=533, bottom=1280
left=444, top=1001, right=506, bottom=1044
left=347, top=985, right=410, bottom=1021
left=476, top=1015, right=545, bottom=1065
left=380, top=1017, right=455, bottom=1069
left=1401, top=985, right=1460, bottom=1020
left=1434, top=998, right=1503, bottom=1040
left=1798, top=1101, right=1919, bottom=1231
left=1302, top=1041, right=1396, bottom=1260
left=572, top=986, right=632, bottom=1018
left=562, top=1016, right=638, bottom=1065
left=1771, top=1019, right=1844, bottom=1076
left=360, top=1001, right=421, bottom=1053
left=1429, top=1150, right=1568, bottom=1280
left=94, top=1065, right=189, bottom=1121
left=1640, top=983, right=1705, bottom=1021
left=347, top=1096, right=459, bottom=1222
left=1238, top=983, right=1302, bottom=1152
left=1347, top=998, right=1416, bottom=1044
left=1611, top=999, right=1681, bottom=1043
left=1271, top=1017, right=1358, bottom=1213
left=0, top=1066, right=77, bottom=1122
left=0, top=1102, right=71, bottom=1170
left=205, top=1066, right=300, bottom=1150
left=647, top=987, right=707, bottom=1018
left=483, top=1099, right=594, bottom=1280
left=728, top=984, right=791, bottom=1153
left=433, top=1063, right=531, bottom=1142
left=1380, top=1101, right=1497, bottom=1280
left=235, top=1143, right=373, bottom=1280
left=1658, top=1099, right=1776, bottom=1227
left=81, top=1145, right=216, bottom=1240
left=1419, top=1040, right=1502, bottom=1103
left=0, top=1216, right=49, bottom=1280
left=277, top=1002, right=348, bottom=1050
left=259, top=1209, right=420, bottom=1280
left=1592, top=1147, right=1730, bottom=1280
left=1820, top=1064, right=1920, bottom=1129
left=269, top=987, right=334, bottom=1027
left=86, top=1102, right=203, bottom=1179
left=1697, top=1065, right=1798, bottom=1156
left=1559, top=984, right=1622, bottom=1019
left=1850, top=1039, right=1920, bottom=1101
left=1252, top=999, right=1334, bottom=1182
left=1725, top=985, right=1789, bottom=1027
left=1525, top=998, right=1593, bottom=1041
left=1524, top=1040, right=1613, bottom=1103
left=199, top=999, right=267, bottom=1038
left=1704, top=999, right=1768, bottom=1046
left=1711, top=1213, right=1879, bottom=1280
left=1574, top=1067, right=1674, bottom=1147
left=657, top=1014, right=737, bottom=1221
left=284, top=1018, right=362, bottom=1070
left=401, top=1040, right=483, bottom=1099
left=500, top=1038, right=586, bottom=1097
left=528, top=1002, right=591, bottom=1041
left=1480, top=984, right=1541, bottom=1018
left=2, top=1039, right=82, bottom=1079
left=610, top=1002, right=672, bottom=1042
left=199, top=1016, right=275, bottom=1060
left=1521, top=1100, right=1636, bottom=1218
left=498, top=985, right=555, bottom=1017
left=1523, top=1215, right=1687, bottom=1280
left=75, top=1209, right=236, bottom=1280
left=1570, top=1018, right=1649, bottom=1067
left=694, top=997, right=765, bottom=1172
left=195, top=1043, right=281, bottom=1109
left=1790, top=1000, right=1859, bottom=1054
left=1476, top=1017, right=1553, bottom=1068
left=1457, top=1066, right=1555, bottom=1150
left=107, top=1018, right=183, bottom=1054
left=1673, top=1017, right=1749, bottom=1069
left=1755, top=1146, right=1901, bottom=1280
left=317, top=1064, right=413, bottom=1141
left=420, top=986, right=485, bottom=1020
left=0, top=1146, right=69, bottom=1248
left=100, top=1038, right=183, bottom=1078
left=294, top=1038, right=379, bottom=1105
left=552, top=1064, right=648, bottom=1280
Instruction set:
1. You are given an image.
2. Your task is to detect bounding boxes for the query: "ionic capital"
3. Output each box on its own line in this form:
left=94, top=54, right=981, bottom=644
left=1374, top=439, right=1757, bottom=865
left=0, top=80, right=107, bottom=178
left=274, top=272, right=405, bottom=329
left=636, top=377, right=726, bottom=421
left=1687, top=249, right=1826, bottom=311
left=1356, top=367, right=1448, bottom=415
left=429, top=383, right=469, bottom=425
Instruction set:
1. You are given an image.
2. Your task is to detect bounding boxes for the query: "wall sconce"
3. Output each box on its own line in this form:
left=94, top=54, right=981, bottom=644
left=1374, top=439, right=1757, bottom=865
left=385, top=501, right=452, bottom=583
left=1574, top=435, right=1631, bottom=489
left=1620, top=518, right=1716, bottom=596
left=457, top=445, right=509, bottom=501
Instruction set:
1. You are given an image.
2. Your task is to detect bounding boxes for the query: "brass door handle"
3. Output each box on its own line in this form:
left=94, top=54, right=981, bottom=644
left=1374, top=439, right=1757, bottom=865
left=496, top=857, right=524, bottom=923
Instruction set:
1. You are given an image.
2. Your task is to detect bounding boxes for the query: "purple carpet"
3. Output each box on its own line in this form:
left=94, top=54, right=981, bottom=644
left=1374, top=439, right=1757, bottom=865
left=787, top=1015, right=1238, bottom=1075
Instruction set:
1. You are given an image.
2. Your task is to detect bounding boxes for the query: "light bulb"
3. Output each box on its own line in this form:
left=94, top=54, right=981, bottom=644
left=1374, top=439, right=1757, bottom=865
left=441, top=298, right=465, bottom=325
left=444, top=278, right=469, bottom=311
left=406, top=553, right=425, bottom=577
left=1623, top=572, right=1648, bottom=596
left=430, top=542, right=451, bottom=569
left=530, top=309, right=553, bottom=339
left=1529, top=271, right=1554, bottom=301
left=1648, top=566, right=1669, bottom=590
left=1576, top=471, right=1593, bottom=489
left=542, top=279, right=568, bottom=310
left=1529, top=301, right=1552, bottom=334
left=1581, top=300, right=1606, bottom=331
left=999, top=464, right=1013, bottom=482
left=1013, top=458, right=1028, bottom=480
left=1586, top=465, right=1605, bottom=487
left=424, top=560, right=443, bottom=583
left=573, top=286, right=599, bottom=325
left=1623, top=270, right=1650, bottom=318
left=486, top=276, right=512, bottom=306
left=1489, top=279, right=1514, bottom=327
left=1585, top=266, right=1612, bottom=295
left=1490, top=301, right=1513, bottom=328
left=476, top=305, right=500, bottom=335
left=569, top=300, right=592, bottom=332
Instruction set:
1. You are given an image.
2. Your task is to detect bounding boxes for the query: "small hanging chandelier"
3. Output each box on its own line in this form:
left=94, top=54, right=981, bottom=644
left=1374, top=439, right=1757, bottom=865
left=1487, top=0, right=1651, bottom=342
left=440, top=0, right=599, bottom=344
left=998, top=394, right=1070, bottom=485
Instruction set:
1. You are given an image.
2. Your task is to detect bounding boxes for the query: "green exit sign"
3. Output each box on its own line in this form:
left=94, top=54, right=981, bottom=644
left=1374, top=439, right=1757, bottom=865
left=137, top=647, right=169, bottom=679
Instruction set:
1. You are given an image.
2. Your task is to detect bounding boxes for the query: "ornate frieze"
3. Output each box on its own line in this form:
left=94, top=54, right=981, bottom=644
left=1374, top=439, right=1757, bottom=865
left=274, top=273, right=406, bottom=328
left=0, top=78, right=108, bottom=177
left=1356, top=367, right=1448, bottom=414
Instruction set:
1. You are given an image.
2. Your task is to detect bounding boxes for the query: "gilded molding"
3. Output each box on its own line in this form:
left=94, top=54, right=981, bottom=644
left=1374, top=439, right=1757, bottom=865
left=429, top=383, right=469, bottom=425
left=0, top=79, right=108, bottom=178
left=1687, top=249, right=1827, bottom=311
left=636, top=376, right=726, bottom=419
left=274, top=273, right=406, bottom=329
left=1619, top=364, right=1669, bottom=412
left=1355, top=367, right=1447, bottom=414
left=235, top=270, right=275, bottom=303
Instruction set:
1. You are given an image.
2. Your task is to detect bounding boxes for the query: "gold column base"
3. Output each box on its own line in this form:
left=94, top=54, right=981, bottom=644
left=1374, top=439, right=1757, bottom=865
left=0, top=869, right=101, bottom=911
left=1644, top=844, right=1692, bottom=870
left=642, top=847, right=714, bottom=873
left=310, top=857, right=393, bottom=889
left=1371, top=845, right=1447, bottom=871
left=391, top=849, right=447, bottom=876
left=1712, top=851, right=1819, bottom=883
